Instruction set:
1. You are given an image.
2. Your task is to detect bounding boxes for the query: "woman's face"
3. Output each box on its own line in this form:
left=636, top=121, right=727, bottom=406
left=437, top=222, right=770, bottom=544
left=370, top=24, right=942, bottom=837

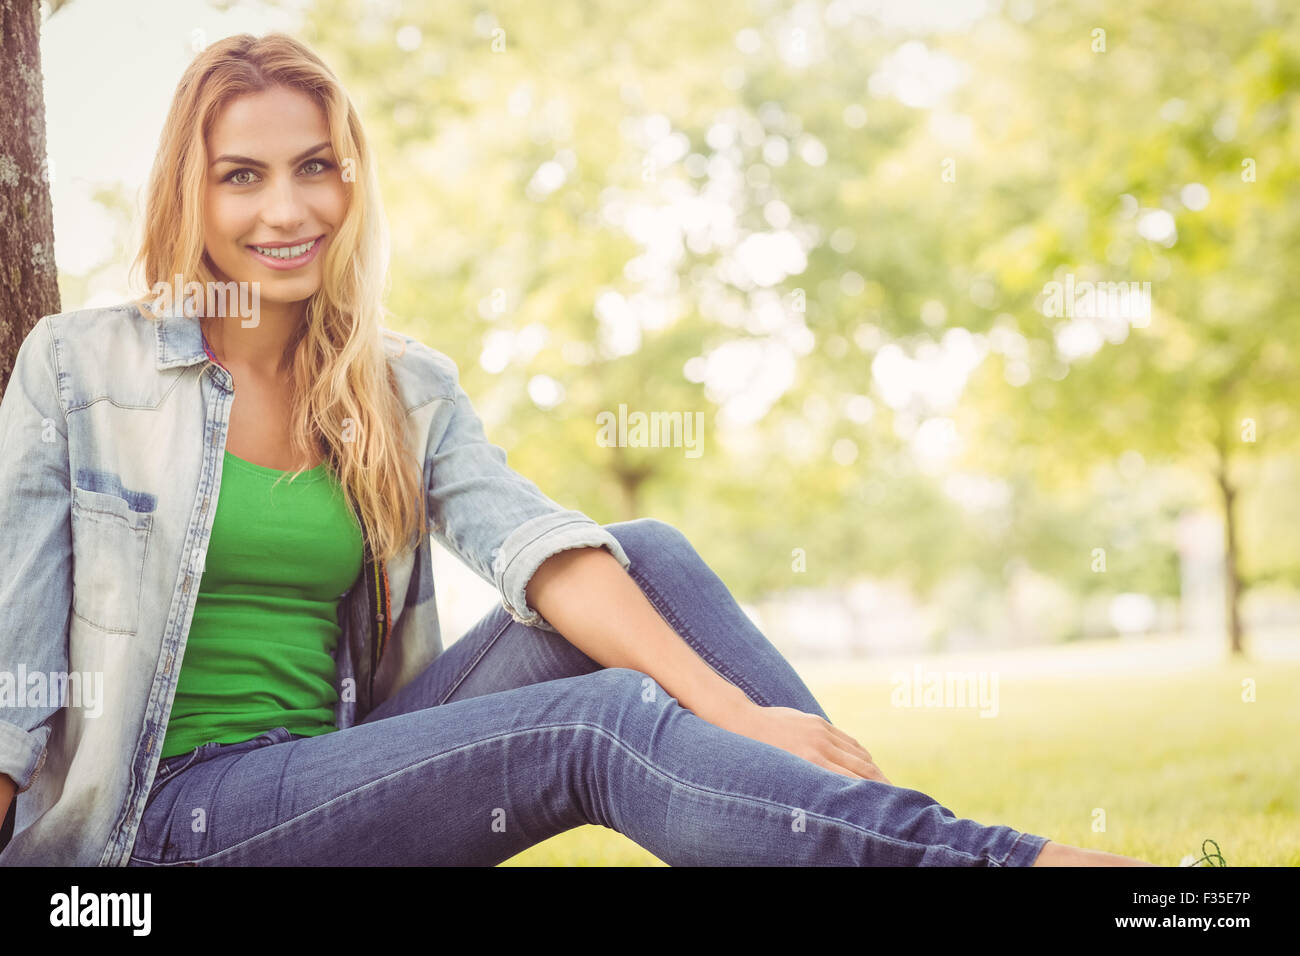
left=202, top=85, right=347, bottom=317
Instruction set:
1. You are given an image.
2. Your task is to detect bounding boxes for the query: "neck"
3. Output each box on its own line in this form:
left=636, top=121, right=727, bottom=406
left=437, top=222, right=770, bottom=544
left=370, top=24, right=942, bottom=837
left=200, top=303, right=303, bottom=379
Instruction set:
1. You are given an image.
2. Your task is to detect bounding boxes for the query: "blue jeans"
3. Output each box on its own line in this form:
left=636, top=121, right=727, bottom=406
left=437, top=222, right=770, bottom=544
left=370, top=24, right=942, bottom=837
left=126, top=520, right=1049, bottom=866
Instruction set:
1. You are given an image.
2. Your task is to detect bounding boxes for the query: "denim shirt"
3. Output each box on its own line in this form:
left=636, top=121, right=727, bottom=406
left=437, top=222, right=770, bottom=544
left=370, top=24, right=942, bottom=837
left=0, top=301, right=631, bottom=865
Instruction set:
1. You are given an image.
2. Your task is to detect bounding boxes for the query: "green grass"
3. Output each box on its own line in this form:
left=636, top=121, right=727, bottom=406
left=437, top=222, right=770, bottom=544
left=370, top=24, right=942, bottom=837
left=501, top=660, right=1300, bottom=866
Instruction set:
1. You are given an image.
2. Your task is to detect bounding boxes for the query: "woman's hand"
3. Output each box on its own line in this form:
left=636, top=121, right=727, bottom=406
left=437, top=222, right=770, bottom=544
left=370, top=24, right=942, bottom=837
left=711, top=699, right=892, bottom=784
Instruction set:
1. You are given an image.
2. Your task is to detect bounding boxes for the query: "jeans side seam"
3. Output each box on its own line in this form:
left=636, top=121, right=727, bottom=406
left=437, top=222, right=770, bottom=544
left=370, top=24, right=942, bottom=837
left=628, top=564, right=772, bottom=707
left=165, top=719, right=958, bottom=865
left=994, top=831, right=1022, bottom=867
left=994, top=830, right=1047, bottom=867
left=438, top=611, right=515, bottom=706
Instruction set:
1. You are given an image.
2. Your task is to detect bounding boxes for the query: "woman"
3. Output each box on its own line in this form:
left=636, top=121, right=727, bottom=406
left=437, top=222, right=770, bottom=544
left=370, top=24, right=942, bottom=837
left=0, top=32, right=1149, bottom=866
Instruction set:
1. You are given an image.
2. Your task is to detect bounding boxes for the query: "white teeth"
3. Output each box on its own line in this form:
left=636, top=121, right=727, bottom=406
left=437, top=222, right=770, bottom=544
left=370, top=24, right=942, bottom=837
left=253, top=238, right=316, bottom=258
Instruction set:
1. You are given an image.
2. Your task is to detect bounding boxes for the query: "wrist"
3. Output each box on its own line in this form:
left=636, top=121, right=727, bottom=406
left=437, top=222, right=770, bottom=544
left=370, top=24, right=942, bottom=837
left=690, top=681, right=757, bottom=729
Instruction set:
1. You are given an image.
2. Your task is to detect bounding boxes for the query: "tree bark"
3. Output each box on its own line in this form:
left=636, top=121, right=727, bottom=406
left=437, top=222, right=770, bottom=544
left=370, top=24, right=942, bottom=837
left=0, top=0, right=62, bottom=396
left=0, top=0, right=64, bottom=852
left=1214, top=451, right=1246, bottom=657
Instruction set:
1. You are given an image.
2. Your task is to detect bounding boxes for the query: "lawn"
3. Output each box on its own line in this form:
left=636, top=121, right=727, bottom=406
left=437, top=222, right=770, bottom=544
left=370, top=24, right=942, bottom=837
left=500, top=653, right=1299, bottom=866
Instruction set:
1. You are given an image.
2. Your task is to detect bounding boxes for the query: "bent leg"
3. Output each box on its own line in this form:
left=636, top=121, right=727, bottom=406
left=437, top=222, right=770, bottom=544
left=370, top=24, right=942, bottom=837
left=364, top=518, right=829, bottom=722
left=604, top=518, right=830, bottom=719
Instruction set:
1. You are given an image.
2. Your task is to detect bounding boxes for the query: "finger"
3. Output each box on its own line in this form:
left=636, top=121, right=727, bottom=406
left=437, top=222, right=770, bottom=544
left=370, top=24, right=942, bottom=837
left=797, top=743, right=860, bottom=780
left=816, top=755, right=862, bottom=780
left=836, top=757, right=889, bottom=785
left=816, top=742, right=882, bottom=782
left=825, top=731, right=877, bottom=771
left=819, top=720, right=874, bottom=761
left=836, top=747, right=890, bottom=784
left=860, top=762, right=890, bottom=784
left=855, top=759, right=889, bottom=784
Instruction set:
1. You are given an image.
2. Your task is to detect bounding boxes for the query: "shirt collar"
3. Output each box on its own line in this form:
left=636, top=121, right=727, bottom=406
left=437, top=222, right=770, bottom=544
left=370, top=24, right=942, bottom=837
left=148, top=298, right=223, bottom=371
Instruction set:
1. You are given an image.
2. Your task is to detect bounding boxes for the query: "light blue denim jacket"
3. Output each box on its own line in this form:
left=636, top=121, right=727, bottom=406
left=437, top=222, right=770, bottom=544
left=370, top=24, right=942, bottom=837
left=0, top=301, right=631, bottom=865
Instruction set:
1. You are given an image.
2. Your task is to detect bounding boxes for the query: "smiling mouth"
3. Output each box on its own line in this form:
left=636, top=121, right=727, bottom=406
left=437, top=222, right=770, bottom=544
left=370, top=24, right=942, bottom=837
left=247, top=235, right=324, bottom=259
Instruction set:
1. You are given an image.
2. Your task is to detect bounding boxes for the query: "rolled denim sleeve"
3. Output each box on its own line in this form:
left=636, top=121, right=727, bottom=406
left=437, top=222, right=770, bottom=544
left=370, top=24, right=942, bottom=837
left=424, top=359, right=631, bottom=633
left=0, top=315, right=72, bottom=793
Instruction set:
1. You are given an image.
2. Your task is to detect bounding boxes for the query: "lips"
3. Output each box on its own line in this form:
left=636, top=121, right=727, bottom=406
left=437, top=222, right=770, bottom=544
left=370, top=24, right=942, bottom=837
left=248, top=234, right=323, bottom=255
left=246, top=235, right=325, bottom=269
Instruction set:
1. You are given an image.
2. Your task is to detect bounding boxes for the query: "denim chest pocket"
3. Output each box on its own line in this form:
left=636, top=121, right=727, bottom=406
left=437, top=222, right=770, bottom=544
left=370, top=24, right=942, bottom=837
left=70, top=484, right=154, bottom=634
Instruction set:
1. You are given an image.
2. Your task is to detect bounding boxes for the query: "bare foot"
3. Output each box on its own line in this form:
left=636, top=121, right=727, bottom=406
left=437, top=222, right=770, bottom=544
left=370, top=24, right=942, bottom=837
left=1032, top=840, right=1156, bottom=866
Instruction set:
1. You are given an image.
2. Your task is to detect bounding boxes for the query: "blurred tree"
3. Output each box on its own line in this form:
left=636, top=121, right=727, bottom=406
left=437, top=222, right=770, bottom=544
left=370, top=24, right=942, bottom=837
left=936, top=0, right=1300, bottom=655
left=219, top=0, right=1299, bottom=643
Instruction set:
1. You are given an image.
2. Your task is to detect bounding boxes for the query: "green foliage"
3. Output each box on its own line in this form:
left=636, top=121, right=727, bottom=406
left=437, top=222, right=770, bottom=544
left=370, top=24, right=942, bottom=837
left=72, top=0, right=1299, bottom=631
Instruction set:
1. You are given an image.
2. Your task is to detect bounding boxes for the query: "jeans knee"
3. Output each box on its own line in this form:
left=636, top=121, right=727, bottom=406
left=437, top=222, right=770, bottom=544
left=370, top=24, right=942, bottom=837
left=585, top=665, right=658, bottom=696
left=574, top=667, right=669, bottom=723
left=605, top=518, right=693, bottom=565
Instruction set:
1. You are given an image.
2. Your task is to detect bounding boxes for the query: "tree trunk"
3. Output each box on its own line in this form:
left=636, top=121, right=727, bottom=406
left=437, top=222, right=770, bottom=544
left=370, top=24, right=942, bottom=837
left=614, top=467, right=642, bottom=522
left=0, top=0, right=63, bottom=852
left=0, top=0, right=62, bottom=396
left=1214, top=454, right=1246, bottom=657
left=611, top=459, right=653, bottom=522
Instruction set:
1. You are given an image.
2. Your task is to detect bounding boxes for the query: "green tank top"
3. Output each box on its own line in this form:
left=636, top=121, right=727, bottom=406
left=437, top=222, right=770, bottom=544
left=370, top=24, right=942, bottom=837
left=159, top=450, right=365, bottom=759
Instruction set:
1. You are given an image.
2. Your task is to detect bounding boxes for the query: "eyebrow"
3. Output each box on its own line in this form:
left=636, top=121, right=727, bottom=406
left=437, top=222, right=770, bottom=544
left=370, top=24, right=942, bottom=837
left=210, top=141, right=333, bottom=169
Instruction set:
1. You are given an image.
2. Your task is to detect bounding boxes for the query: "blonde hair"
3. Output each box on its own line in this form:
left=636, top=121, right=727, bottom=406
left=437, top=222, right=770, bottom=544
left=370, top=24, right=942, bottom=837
left=128, top=31, right=426, bottom=565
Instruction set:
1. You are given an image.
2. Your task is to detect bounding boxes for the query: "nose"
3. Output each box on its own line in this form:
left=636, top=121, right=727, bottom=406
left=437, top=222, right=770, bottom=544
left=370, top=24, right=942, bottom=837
left=259, top=171, right=308, bottom=232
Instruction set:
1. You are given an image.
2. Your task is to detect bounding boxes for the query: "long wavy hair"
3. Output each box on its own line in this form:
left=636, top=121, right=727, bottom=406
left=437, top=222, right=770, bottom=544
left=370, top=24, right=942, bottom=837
left=128, top=32, right=426, bottom=565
